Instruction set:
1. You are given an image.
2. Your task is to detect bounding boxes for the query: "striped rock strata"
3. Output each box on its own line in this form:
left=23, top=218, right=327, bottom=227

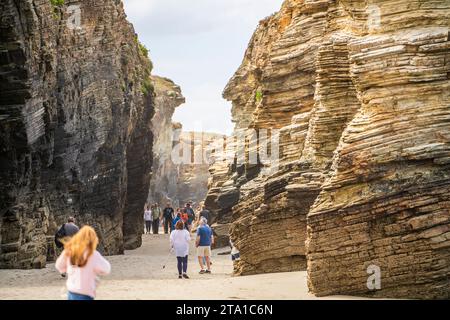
left=212, top=0, right=449, bottom=299
left=0, top=0, right=156, bottom=267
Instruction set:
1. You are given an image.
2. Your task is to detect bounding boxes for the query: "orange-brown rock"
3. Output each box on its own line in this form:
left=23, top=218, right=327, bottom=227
left=213, top=0, right=450, bottom=299
left=306, top=1, right=450, bottom=299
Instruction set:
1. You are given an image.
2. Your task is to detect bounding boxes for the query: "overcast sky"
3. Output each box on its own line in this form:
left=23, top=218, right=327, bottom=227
left=122, top=0, right=284, bottom=135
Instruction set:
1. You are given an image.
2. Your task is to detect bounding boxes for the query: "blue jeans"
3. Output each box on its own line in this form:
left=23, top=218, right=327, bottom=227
left=177, top=256, right=188, bottom=275
left=68, top=291, right=94, bottom=300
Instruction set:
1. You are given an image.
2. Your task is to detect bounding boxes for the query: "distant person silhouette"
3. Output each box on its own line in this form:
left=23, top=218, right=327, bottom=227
left=163, top=202, right=175, bottom=234
left=199, top=205, right=211, bottom=223
left=152, top=203, right=162, bottom=234
left=144, top=204, right=152, bottom=234
left=184, top=203, right=195, bottom=232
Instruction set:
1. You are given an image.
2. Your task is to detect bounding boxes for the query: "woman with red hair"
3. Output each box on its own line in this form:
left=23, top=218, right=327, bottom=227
left=55, top=226, right=111, bottom=300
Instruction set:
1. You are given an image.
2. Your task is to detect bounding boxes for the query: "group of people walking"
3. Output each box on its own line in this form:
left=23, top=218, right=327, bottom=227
left=146, top=201, right=214, bottom=279
left=52, top=202, right=217, bottom=300
left=144, top=203, right=166, bottom=234
left=170, top=213, right=214, bottom=279
left=144, top=201, right=208, bottom=235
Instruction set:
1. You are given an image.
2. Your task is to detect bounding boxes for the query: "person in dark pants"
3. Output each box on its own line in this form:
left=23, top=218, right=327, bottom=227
left=163, top=202, right=175, bottom=234
left=170, top=220, right=191, bottom=279
left=144, top=204, right=152, bottom=234
left=151, top=204, right=161, bottom=234
left=184, top=203, right=195, bottom=232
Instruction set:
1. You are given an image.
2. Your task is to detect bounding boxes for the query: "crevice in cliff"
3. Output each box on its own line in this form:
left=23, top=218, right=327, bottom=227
left=0, top=0, right=158, bottom=268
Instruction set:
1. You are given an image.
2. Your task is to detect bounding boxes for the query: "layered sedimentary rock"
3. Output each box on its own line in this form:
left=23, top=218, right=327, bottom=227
left=176, top=131, right=225, bottom=207
left=147, top=77, right=222, bottom=209
left=214, top=0, right=450, bottom=298
left=0, top=0, right=155, bottom=267
left=149, top=107, right=224, bottom=209
left=204, top=136, right=236, bottom=247
left=306, top=0, right=450, bottom=300
left=220, top=0, right=335, bottom=275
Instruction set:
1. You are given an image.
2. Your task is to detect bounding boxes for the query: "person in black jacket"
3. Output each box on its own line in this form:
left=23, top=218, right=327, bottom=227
left=199, top=205, right=211, bottom=223
left=54, top=217, right=80, bottom=278
left=163, top=202, right=175, bottom=234
left=55, top=217, right=80, bottom=248
left=184, top=203, right=195, bottom=232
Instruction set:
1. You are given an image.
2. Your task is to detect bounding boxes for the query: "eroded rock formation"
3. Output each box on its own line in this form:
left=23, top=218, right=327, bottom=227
left=213, top=0, right=450, bottom=299
left=0, top=0, right=155, bottom=267
left=204, top=136, right=236, bottom=248
left=305, top=0, right=450, bottom=300
left=147, top=77, right=185, bottom=207
left=176, top=131, right=225, bottom=207
left=149, top=92, right=224, bottom=209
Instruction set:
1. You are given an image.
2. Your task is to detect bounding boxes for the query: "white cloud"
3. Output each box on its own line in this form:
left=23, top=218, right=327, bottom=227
left=123, top=0, right=155, bottom=21
left=122, top=0, right=284, bottom=134
left=123, top=0, right=281, bottom=36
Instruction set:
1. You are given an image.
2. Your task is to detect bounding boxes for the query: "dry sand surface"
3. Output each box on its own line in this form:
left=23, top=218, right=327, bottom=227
left=0, top=230, right=367, bottom=300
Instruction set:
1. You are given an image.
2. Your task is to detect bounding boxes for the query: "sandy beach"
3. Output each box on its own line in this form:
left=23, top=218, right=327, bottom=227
left=0, top=230, right=366, bottom=300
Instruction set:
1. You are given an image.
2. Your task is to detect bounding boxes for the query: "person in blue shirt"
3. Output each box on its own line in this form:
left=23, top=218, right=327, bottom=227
left=172, top=208, right=182, bottom=230
left=196, top=217, right=214, bottom=274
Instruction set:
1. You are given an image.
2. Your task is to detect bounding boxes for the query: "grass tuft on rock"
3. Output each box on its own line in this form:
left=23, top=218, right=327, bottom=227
left=141, top=78, right=154, bottom=96
left=50, top=0, right=65, bottom=6
left=255, top=90, right=263, bottom=103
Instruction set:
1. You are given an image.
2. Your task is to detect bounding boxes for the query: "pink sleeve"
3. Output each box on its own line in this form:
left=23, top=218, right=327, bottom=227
left=93, top=251, right=111, bottom=276
left=55, top=251, right=68, bottom=273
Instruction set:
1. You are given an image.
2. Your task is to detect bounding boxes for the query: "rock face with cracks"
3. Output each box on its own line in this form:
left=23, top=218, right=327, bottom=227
left=212, top=0, right=450, bottom=299
left=147, top=77, right=223, bottom=209
left=0, top=0, right=155, bottom=267
left=147, top=77, right=185, bottom=207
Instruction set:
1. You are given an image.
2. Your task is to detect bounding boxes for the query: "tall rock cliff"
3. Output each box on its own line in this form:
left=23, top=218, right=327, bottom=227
left=147, top=76, right=185, bottom=207
left=204, top=135, right=237, bottom=247
left=176, top=131, right=225, bottom=208
left=216, top=0, right=450, bottom=299
left=0, top=0, right=155, bottom=268
left=149, top=84, right=224, bottom=210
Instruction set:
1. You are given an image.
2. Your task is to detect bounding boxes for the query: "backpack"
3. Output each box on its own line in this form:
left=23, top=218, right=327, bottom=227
left=181, top=213, right=188, bottom=223
left=54, top=224, right=66, bottom=248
